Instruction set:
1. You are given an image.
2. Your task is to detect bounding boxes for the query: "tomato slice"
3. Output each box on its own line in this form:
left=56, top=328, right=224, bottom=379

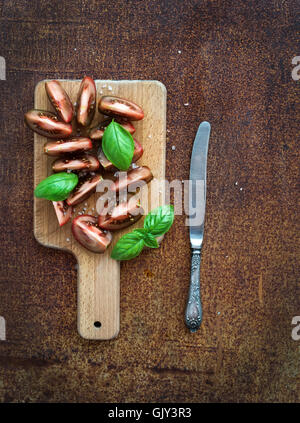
left=45, top=80, right=74, bottom=123
left=98, top=96, right=144, bottom=121
left=98, top=197, right=144, bottom=231
left=52, top=154, right=100, bottom=173
left=72, top=215, right=112, bottom=253
left=44, top=137, right=92, bottom=156
left=52, top=201, right=72, bottom=226
left=25, top=109, right=73, bottom=138
left=89, top=118, right=136, bottom=140
left=112, top=166, right=153, bottom=192
left=76, top=76, right=96, bottom=127
left=66, top=173, right=102, bottom=206
left=98, top=138, right=143, bottom=171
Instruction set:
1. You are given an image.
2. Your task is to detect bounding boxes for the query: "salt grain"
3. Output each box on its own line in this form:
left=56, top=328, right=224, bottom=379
left=184, top=102, right=189, bottom=106
left=108, top=85, right=113, bottom=91
left=172, top=145, right=176, bottom=151
left=178, top=50, right=182, bottom=54
left=66, top=238, right=70, bottom=242
left=235, top=181, right=238, bottom=186
left=74, top=48, right=77, bottom=51
left=240, top=187, right=243, bottom=191
left=148, top=134, right=152, bottom=138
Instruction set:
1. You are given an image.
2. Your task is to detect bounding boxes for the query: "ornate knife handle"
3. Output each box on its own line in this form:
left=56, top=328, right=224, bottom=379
left=185, top=248, right=202, bottom=332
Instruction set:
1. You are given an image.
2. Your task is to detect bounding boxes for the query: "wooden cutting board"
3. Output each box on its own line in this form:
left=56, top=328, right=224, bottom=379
left=33, top=80, right=166, bottom=340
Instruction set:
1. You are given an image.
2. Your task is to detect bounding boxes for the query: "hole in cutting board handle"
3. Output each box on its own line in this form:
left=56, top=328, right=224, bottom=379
left=94, top=321, right=102, bottom=328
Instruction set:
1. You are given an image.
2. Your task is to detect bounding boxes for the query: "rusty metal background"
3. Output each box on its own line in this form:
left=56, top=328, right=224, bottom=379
left=0, top=0, right=299, bottom=402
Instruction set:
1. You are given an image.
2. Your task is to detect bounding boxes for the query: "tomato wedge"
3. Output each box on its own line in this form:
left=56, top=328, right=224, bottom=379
left=112, top=166, right=153, bottom=192
left=76, top=76, right=96, bottom=127
left=89, top=118, right=136, bottom=140
left=98, top=138, right=143, bottom=171
left=44, top=137, right=93, bottom=156
left=45, top=80, right=74, bottom=123
left=25, top=109, right=73, bottom=138
left=98, top=197, right=144, bottom=231
left=52, top=201, right=72, bottom=226
left=98, top=96, right=144, bottom=121
left=52, top=154, right=100, bottom=173
left=72, top=215, right=112, bottom=253
left=66, top=173, right=102, bottom=206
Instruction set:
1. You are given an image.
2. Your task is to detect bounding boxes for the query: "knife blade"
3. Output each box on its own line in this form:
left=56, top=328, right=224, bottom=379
left=185, top=121, right=211, bottom=332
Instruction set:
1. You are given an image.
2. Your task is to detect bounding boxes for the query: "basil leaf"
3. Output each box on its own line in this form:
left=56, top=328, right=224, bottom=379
left=111, top=205, right=174, bottom=261
left=102, top=120, right=134, bottom=170
left=34, top=172, right=78, bottom=201
left=111, top=232, right=145, bottom=261
left=143, top=205, right=174, bottom=236
left=133, top=228, right=148, bottom=236
left=133, top=228, right=159, bottom=248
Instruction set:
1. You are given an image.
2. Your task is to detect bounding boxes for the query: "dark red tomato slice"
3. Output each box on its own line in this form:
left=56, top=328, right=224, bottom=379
left=118, top=119, right=136, bottom=134
left=76, top=76, right=96, bottom=127
left=112, top=166, right=153, bottom=192
left=52, top=154, right=100, bottom=173
left=132, top=139, right=143, bottom=162
left=45, top=80, right=74, bottom=123
left=52, top=201, right=72, bottom=227
left=66, top=173, right=102, bottom=206
left=98, top=138, right=143, bottom=171
left=24, top=109, right=73, bottom=138
left=98, top=96, right=144, bottom=121
left=97, top=148, right=111, bottom=170
left=72, top=215, right=112, bottom=253
left=89, top=118, right=136, bottom=140
left=44, top=137, right=92, bottom=156
left=98, top=197, right=144, bottom=231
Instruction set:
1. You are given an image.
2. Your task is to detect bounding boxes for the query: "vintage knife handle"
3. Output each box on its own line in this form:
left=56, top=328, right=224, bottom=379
left=185, top=248, right=202, bottom=332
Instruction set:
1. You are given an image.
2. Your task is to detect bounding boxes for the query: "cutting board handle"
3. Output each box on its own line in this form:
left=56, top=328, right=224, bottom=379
left=76, top=253, right=120, bottom=340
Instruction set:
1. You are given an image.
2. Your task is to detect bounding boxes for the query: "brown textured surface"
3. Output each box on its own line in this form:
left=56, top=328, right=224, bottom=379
left=0, top=0, right=299, bottom=403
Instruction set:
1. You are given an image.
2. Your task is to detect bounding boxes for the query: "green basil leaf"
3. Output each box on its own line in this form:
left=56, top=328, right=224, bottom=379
left=102, top=120, right=134, bottom=170
left=143, top=205, right=174, bottom=236
left=111, top=232, right=145, bottom=261
left=133, top=228, right=148, bottom=236
left=34, top=172, right=78, bottom=201
left=133, top=228, right=159, bottom=248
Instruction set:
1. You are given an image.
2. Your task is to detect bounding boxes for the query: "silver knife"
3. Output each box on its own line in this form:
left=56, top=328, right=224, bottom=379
left=185, top=121, right=211, bottom=332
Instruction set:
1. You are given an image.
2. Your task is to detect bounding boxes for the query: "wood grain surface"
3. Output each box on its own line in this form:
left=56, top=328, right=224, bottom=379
left=0, top=0, right=299, bottom=403
left=34, top=79, right=166, bottom=340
